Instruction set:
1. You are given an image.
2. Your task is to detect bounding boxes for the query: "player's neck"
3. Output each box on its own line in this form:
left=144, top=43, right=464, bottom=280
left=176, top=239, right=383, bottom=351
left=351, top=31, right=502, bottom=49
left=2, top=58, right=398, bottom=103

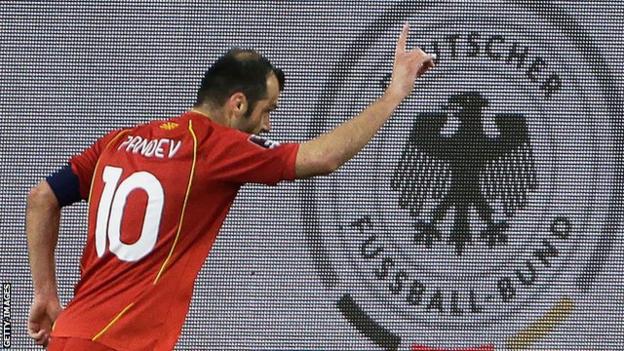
left=189, top=106, right=229, bottom=128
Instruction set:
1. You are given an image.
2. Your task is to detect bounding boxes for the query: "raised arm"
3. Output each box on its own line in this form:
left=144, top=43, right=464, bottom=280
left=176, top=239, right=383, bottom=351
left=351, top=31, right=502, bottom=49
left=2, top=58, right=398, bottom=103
left=26, top=180, right=63, bottom=347
left=295, top=23, right=435, bottom=178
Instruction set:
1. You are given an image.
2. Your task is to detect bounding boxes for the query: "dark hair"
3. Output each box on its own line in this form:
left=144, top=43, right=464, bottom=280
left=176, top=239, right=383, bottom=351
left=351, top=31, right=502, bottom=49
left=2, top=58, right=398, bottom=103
left=194, top=49, right=285, bottom=117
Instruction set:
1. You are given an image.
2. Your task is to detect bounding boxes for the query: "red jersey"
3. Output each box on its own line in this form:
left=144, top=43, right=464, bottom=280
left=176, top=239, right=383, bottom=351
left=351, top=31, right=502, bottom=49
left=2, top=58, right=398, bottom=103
left=51, top=111, right=299, bottom=351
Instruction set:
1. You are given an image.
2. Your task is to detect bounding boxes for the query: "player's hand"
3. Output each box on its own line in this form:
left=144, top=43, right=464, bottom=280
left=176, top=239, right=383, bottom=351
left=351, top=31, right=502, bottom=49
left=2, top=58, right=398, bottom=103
left=387, top=22, right=436, bottom=100
left=27, top=295, right=62, bottom=347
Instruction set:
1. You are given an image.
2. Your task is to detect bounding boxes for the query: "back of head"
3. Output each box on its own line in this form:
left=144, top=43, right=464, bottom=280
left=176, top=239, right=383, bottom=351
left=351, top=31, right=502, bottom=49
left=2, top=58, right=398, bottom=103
left=195, top=49, right=285, bottom=116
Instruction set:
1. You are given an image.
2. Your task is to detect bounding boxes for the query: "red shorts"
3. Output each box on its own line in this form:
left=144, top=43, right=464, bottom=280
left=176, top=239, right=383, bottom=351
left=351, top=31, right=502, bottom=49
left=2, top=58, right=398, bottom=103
left=48, top=336, right=117, bottom=351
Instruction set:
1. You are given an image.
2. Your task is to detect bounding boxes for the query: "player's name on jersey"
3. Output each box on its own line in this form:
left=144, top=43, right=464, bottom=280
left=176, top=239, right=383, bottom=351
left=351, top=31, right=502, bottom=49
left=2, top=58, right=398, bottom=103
left=118, top=135, right=182, bottom=159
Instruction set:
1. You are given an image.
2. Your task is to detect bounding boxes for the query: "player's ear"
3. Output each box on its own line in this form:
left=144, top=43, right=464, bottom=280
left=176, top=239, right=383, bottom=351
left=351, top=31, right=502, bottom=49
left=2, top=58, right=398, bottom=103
left=228, top=92, right=248, bottom=118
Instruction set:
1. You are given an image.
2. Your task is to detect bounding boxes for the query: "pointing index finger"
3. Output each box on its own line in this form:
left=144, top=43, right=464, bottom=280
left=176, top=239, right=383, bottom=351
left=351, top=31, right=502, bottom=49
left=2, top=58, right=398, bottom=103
left=396, top=22, right=409, bottom=52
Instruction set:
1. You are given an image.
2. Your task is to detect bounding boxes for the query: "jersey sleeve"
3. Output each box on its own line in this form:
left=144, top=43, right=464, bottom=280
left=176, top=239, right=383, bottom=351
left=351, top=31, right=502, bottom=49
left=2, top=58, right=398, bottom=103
left=69, top=129, right=126, bottom=200
left=207, top=130, right=299, bottom=186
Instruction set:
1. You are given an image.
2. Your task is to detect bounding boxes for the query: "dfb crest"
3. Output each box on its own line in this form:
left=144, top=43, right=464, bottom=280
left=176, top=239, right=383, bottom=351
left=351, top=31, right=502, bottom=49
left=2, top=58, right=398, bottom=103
left=391, top=92, right=538, bottom=255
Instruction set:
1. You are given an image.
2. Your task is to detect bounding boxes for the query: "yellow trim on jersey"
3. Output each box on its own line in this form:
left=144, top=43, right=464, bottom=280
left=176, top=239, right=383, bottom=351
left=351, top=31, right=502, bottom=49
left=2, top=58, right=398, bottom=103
left=91, top=302, right=135, bottom=341
left=153, top=119, right=198, bottom=284
left=160, top=121, right=179, bottom=130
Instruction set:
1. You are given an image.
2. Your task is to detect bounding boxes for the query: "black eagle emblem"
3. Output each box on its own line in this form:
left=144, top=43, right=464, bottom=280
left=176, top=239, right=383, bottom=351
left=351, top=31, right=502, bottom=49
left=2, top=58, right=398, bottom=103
left=391, top=92, right=537, bottom=255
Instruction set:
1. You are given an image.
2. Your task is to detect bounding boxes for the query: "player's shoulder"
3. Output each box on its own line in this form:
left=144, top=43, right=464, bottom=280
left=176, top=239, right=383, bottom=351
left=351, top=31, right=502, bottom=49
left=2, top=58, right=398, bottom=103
left=246, top=134, right=283, bottom=150
left=209, top=124, right=281, bottom=149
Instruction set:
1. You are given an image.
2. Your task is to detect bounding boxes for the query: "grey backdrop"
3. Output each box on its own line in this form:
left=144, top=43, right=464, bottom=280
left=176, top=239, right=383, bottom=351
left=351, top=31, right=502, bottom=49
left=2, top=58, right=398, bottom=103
left=1, top=1, right=622, bottom=350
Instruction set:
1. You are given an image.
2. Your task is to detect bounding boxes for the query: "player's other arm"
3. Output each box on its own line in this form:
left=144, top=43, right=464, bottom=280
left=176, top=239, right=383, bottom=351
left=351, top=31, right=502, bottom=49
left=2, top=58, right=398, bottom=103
left=25, top=131, right=116, bottom=347
left=26, top=180, right=63, bottom=346
left=295, top=23, right=435, bottom=179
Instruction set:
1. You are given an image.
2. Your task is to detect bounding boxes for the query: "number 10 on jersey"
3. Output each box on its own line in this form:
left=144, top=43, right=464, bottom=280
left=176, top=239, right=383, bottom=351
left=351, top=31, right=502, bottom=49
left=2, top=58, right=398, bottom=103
left=95, top=165, right=164, bottom=262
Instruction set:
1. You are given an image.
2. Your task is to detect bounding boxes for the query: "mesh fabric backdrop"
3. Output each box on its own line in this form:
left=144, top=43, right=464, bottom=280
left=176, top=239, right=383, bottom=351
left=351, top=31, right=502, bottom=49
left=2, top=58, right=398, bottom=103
left=1, top=1, right=623, bottom=350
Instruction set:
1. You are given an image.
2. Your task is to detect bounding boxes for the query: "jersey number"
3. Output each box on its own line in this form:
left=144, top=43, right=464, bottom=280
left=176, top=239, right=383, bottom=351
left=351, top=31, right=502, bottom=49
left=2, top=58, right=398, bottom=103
left=95, top=166, right=164, bottom=261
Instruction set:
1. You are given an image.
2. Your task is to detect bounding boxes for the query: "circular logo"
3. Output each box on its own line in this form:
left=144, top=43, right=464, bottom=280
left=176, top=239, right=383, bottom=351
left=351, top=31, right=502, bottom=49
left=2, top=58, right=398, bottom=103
left=302, top=2, right=622, bottom=350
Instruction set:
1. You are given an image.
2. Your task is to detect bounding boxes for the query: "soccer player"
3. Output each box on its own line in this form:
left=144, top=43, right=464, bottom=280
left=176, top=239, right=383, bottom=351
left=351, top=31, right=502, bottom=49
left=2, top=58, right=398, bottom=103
left=26, top=24, right=434, bottom=351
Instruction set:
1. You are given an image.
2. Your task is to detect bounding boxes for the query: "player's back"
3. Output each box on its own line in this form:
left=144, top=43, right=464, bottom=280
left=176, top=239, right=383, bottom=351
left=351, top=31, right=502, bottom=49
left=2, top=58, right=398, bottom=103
left=53, top=113, right=236, bottom=351
left=79, top=117, right=197, bottom=296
